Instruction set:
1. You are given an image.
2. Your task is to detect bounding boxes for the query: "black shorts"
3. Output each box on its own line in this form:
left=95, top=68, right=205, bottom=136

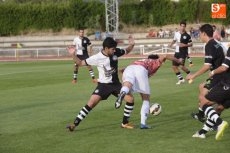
left=172, top=53, right=186, bottom=66
left=77, top=54, right=89, bottom=60
left=205, top=82, right=230, bottom=108
left=204, top=76, right=223, bottom=90
left=92, top=82, right=122, bottom=100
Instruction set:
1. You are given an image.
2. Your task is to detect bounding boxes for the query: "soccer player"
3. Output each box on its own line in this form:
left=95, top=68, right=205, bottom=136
left=186, top=24, right=225, bottom=123
left=66, top=36, right=135, bottom=131
left=169, top=21, right=193, bottom=85
left=115, top=54, right=182, bottom=129
left=192, top=46, right=230, bottom=140
left=72, top=29, right=96, bottom=84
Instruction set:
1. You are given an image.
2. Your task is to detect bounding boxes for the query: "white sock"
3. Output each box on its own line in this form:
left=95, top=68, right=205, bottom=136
left=140, top=100, right=150, bottom=125
left=120, top=86, right=130, bottom=94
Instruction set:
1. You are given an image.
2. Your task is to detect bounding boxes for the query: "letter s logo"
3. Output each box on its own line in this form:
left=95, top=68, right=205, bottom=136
left=212, top=4, right=220, bottom=13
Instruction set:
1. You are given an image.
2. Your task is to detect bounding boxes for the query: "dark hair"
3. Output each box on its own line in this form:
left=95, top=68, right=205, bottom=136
left=79, top=27, right=85, bottom=31
left=103, top=37, right=117, bottom=49
left=148, top=54, right=159, bottom=59
left=200, top=24, right=213, bottom=37
left=180, top=20, right=186, bottom=27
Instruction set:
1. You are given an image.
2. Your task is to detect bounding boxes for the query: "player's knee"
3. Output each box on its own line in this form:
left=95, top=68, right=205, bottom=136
left=216, top=105, right=225, bottom=114
left=124, top=94, right=134, bottom=103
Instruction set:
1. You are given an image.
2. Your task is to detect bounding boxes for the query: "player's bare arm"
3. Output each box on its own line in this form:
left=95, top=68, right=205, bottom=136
left=66, top=45, right=86, bottom=66
left=209, top=65, right=228, bottom=77
left=186, top=64, right=210, bottom=80
left=162, top=54, right=182, bottom=64
left=88, top=45, right=93, bottom=56
left=169, top=40, right=176, bottom=47
left=125, top=35, right=135, bottom=54
left=179, top=42, right=193, bottom=47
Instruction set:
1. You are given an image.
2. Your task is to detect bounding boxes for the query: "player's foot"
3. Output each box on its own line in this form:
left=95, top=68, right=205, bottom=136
left=121, top=123, right=134, bottom=129
left=176, top=79, right=185, bottom=85
left=192, top=131, right=206, bottom=139
left=66, top=124, right=76, bottom=132
left=216, top=121, right=228, bottom=140
left=140, top=124, right=151, bottom=129
left=92, top=78, right=98, bottom=83
left=115, top=91, right=126, bottom=109
left=72, top=79, right=77, bottom=84
left=191, top=112, right=205, bottom=123
left=189, top=63, right=194, bottom=67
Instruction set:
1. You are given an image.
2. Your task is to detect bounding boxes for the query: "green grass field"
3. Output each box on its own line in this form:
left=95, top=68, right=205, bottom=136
left=0, top=58, right=230, bottom=153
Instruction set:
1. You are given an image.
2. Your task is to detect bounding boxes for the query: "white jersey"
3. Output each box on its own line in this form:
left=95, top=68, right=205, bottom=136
left=173, top=31, right=181, bottom=53
left=85, top=48, right=126, bottom=84
left=73, top=36, right=83, bottom=55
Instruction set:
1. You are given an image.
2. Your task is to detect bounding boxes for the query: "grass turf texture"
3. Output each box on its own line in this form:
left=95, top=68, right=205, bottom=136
left=0, top=58, right=230, bottom=153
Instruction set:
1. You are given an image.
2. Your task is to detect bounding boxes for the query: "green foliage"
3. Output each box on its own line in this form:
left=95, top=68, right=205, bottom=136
left=0, top=0, right=229, bottom=35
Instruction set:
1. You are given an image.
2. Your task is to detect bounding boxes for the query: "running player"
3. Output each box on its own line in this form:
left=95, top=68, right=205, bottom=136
left=72, top=29, right=96, bottom=84
left=192, top=46, right=230, bottom=140
left=169, top=21, right=193, bottom=85
left=186, top=24, right=225, bottom=123
left=66, top=36, right=135, bottom=131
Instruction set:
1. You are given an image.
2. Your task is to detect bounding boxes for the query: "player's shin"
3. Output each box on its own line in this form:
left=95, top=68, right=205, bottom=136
left=140, top=100, right=151, bottom=129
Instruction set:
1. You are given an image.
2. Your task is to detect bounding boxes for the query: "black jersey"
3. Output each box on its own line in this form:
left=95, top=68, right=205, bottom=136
left=221, top=47, right=230, bottom=85
left=204, top=39, right=225, bottom=81
left=179, top=32, right=192, bottom=53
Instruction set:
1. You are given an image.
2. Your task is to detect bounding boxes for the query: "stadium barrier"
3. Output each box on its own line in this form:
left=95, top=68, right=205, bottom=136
left=0, top=43, right=207, bottom=61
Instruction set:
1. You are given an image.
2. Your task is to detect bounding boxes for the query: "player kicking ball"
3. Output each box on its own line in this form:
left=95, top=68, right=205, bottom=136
left=115, top=54, right=182, bottom=129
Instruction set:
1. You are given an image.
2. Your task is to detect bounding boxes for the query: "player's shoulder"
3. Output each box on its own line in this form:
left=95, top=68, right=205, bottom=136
left=73, top=36, right=80, bottom=41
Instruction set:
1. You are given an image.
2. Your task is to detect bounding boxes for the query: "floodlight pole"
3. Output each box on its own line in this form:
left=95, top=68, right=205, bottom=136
left=105, top=0, right=119, bottom=36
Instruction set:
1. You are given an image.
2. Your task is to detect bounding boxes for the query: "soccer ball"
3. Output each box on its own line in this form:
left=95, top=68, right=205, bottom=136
left=150, top=103, right=162, bottom=116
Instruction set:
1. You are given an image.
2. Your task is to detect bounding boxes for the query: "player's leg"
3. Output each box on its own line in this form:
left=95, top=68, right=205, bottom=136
left=110, top=83, right=135, bottom=129
left=180, top=54, right=191, bottom=75
left=72, top=63, right=79, bottom=83
left=115, top=81, right=132, bottom=109
left=199, top=84, right=229, bottom=140
left=172, top=65, right=184, bottom=85
left=115, top=65, right=135, bottom=109
left=187, top=56, right=194, bottom=67
left=172, top=53, right=185, bottom=85
left=185, top=50, right=194, bottom=67
left=140, top=93, right=151, bottom=129
left=66, top=94, right=101, bottom=131
left=191, top=83, right=209, bottom=122
left=121, top=94, right=135, bottom=129
left=181, top=65, right=191, bottom=75
left=66, top=83, right=111, bottom=131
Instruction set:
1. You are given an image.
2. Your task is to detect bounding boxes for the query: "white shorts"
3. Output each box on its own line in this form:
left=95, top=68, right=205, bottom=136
left=122, top=65, right=150, bottom=94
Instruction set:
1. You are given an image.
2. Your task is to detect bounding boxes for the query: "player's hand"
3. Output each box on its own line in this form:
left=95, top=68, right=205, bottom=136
left=92, top=78, right=98, bottom=84
left=186, top=73, right=193, bottom=80
left=209, top=71, right=214, bottom=78
left=128, top=35, right=135, bottom=46
left=178, top=58, right=183, bottom=64
left=66, top=45, right=76, bottom=55
left=179, top=43, right=186, bottom=47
